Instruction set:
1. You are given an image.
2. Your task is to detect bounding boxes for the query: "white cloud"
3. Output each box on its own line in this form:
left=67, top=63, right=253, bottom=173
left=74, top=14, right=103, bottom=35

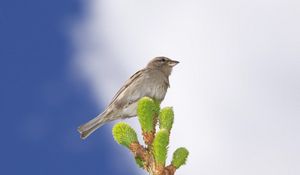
left=73, top=0, right=300, bottom=174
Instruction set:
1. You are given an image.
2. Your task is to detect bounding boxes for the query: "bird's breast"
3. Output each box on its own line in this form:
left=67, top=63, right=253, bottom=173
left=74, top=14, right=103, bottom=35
left=144, top=78, right=168, bottom=102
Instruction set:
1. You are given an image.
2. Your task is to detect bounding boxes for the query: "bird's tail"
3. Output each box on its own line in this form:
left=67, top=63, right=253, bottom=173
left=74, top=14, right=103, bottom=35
left=77, top=111, right=111, bottom=139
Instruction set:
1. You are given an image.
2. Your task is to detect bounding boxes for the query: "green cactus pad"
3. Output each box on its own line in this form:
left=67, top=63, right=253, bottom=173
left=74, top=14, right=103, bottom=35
left=159, top=107, right=174, bottom=132
left=112, top=122, right=138, bottom=148
left=137, top=97, right=160, bottom=132
left=153, top=129, right=169, bottom=166
left=171, top=147, right=189, bottom=169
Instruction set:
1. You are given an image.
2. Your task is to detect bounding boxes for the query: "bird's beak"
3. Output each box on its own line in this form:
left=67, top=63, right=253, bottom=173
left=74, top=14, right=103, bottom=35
left=168, top=60, right=179, bottom=67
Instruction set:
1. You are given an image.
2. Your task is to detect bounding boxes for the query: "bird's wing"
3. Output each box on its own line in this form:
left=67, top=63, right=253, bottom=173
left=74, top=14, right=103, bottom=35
left=106, top=68, right=147, bottom=109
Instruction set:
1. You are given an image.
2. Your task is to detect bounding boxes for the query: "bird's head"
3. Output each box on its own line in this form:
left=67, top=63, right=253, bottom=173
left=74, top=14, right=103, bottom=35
left=147, top=56, right=179, bottom=76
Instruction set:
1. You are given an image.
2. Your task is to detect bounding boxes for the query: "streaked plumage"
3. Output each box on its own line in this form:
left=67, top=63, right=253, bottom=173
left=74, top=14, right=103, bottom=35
left=77, top=56, right=179, bottom=139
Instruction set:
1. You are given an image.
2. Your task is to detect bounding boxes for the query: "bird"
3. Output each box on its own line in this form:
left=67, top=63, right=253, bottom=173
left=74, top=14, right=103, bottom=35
left=77, top=56, right=179, bottom=139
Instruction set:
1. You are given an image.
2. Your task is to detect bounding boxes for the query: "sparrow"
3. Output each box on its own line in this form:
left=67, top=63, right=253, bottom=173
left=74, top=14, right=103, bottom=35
left=78, top=56, right=179, bottom=139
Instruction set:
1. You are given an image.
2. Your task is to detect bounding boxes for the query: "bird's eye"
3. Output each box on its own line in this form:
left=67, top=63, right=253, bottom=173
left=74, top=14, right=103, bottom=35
left=160, top=58, right=166, bottom=62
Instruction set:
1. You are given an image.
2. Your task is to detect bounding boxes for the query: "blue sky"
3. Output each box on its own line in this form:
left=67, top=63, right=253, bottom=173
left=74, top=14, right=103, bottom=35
left=0, top=0, right=138, bottom=174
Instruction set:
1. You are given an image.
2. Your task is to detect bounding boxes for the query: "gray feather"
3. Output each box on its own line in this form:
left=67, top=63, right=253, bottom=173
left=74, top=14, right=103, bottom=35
left=77, top=110, right=113, bottom=139
left=77, top=56, right=178, bottom=139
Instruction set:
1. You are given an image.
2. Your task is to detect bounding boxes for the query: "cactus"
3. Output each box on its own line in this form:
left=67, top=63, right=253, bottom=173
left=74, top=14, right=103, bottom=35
left=153, top=129, right=169, bottom=166
left=112, top=97, right=189, bottom=175
left=171, top=147, right=189, bottom=169
left=112, top=122, right=138, bottom=148
left=159, top=107, right=174, bottom=132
